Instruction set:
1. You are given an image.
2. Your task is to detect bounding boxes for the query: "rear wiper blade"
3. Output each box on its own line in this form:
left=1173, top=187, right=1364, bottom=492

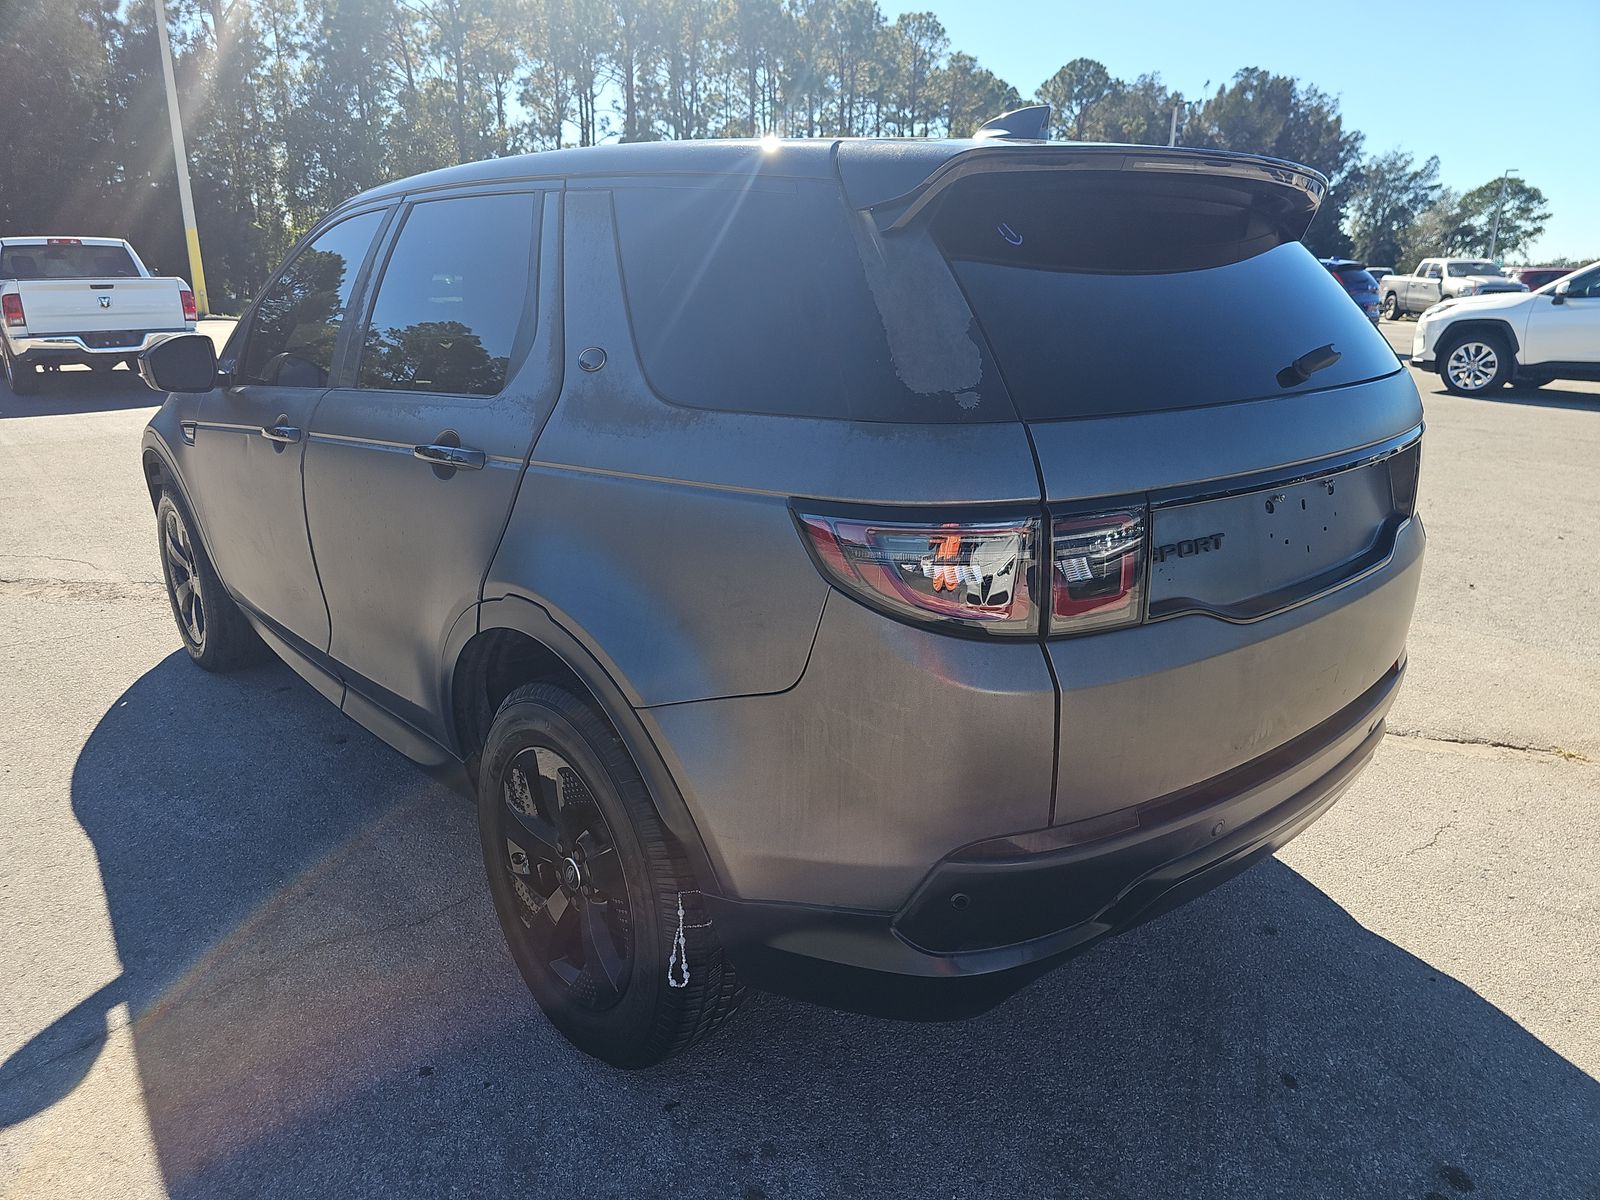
left=1277, top=343, right=1342, bottom=388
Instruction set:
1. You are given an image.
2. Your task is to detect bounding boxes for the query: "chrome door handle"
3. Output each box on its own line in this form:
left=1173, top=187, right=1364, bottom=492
left=260, top=423, right=302, bottom=443
left=413, top=443, right=486, bottom=470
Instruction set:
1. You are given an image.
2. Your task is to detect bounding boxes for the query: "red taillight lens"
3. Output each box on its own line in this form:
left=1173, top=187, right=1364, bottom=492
left=180, top=289, right=198, bottom=322
left=798, top=511, right=1039, bottom=635
left=1, top=293, right=24, bottom=328
left=1051, top=509, right=1146, bottom=633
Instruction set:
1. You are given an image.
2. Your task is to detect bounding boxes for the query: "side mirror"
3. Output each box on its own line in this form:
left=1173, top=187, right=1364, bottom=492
left=1552, top=279, right=1571, bottom=305
left=138, top=333, right=220, bottom=393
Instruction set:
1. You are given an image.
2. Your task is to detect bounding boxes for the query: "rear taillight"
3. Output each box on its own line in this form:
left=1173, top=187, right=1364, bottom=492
left=2, top=293, right=24, bottom=329
left=796, top=504, right=1150, bottom=638
left=1051, top=509, right=1146, bottom=633
left=46, top=237, right=82, bottom=246
left=798, top=512, right=1038, bottom=635
left=180, top=288, right=198, bottom=322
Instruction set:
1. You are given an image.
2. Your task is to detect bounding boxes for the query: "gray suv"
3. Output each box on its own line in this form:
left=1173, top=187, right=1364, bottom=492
left=137, top=135, right=1425, bottom=1068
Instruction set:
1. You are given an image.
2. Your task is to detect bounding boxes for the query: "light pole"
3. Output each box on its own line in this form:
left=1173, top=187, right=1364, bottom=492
left=1487, top=168, right=1519, bottom=263
left=153, top=0, right=210, bottom=316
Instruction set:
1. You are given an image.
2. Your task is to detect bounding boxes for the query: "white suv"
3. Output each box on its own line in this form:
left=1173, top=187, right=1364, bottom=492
left=1412, top=262, right=1600, bottom=395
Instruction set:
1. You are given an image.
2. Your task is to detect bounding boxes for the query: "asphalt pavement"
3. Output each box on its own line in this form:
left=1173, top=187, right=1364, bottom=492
left=1, top=320, right=1596, bottom=1198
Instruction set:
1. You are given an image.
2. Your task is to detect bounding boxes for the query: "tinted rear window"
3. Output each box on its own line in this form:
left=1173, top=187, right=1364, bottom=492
left=1333, top=266, right=1378, bottom=288
left=612, top=179, right=1009, bottom=422
left=933, top=175, right=1399, bottom=419
left=2, top=244, right=138, bottom=279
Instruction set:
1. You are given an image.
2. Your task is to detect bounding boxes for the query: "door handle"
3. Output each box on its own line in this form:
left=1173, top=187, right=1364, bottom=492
left=260, top=423, right=302, bottom=443
left=413, top=443, right=486, bottom=470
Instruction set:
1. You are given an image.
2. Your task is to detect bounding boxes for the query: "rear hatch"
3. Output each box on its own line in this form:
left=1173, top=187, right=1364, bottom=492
left=851, top=144, right=1423, bottom=826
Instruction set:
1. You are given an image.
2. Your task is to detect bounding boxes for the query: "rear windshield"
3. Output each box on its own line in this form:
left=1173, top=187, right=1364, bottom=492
left=1, top=243, right=138, bottom=279
left=1332, top=266, right=1378, bottom=288
left=931, top=173, right=1399, bottom=420
left=611, top=179, right=1010, bottom=422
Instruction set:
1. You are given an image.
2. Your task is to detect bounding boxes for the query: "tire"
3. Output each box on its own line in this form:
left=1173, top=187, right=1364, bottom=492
left=479, top=683, right=745, bottom=1068
left=3, top=344, right=39, bottom=395
left=1380, top=292, right=1401, bottom=321
left=1439, top=330, right=1513, bottom=397
left=155, top=490, right=268, bottom=671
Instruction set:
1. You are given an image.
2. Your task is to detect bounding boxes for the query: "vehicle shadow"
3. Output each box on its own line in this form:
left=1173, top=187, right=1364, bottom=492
left=3, top=655, right=1596, bottom=1198
left=0, top=364, right=161, bottom=417
left=1458, top=382, right=1600, bottom=414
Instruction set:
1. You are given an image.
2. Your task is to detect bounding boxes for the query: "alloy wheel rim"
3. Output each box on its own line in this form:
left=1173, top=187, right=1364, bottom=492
left=1446, top=341, right=1498, bottom=391
left=163, top=509, right=205, bottom=648
left=499, top=745, right=633, bottom=1011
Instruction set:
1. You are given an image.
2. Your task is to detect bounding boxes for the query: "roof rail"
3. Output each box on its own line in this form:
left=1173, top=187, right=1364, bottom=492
left=973, top=105, right=1051, bottom=142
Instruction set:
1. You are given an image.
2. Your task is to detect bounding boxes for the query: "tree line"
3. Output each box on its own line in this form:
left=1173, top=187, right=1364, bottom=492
left=0, top=1, right=1560, bottom=310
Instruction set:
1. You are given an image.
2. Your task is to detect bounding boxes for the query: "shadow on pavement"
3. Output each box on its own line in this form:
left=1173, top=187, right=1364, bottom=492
left=3, top=654, right=1596, bottom=1197
left=0, top=365, right=159, bottom=417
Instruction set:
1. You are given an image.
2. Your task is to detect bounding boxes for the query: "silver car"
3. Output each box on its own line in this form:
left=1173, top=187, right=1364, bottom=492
left=136, top=135, right=1425, bottom=1067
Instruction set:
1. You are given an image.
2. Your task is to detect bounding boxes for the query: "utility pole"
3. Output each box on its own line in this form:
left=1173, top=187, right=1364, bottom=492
left=1487, top=168, right=1519, bottom=263
left=1168, top=102, right=1179, bottom=147
left=153, top=0, right=210, bottom=316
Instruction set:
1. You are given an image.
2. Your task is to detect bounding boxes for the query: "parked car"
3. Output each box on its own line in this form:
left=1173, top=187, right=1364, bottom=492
left=135, top=134, right=1424, bottom=1068
left=1412, top=259, right=1600, bottom=394
left=1, top=236, right=195, bottom=394
left=1321, top=258, right=1381, bottom=323
left=1366, top=265, right=1396, bottom=285
left=1505, top=265, right=1573, bottom=291
left=1379, top=257, right=1527, bottom=319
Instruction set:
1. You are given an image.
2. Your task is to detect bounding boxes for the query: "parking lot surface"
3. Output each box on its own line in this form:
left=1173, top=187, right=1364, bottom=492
left=1, top=321, right=1596, bottom=1198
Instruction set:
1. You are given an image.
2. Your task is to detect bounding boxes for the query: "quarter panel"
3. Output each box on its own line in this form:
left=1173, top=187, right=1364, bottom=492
left=641, top=591, right=1057, bottom=909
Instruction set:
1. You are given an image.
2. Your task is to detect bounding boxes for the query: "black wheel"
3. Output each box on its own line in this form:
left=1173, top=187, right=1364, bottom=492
left=1440, top=331, right=1512, bottom=396
left=155, top=491, right=267, bottom=671
left=3, top=344, right=39, bottom=394
left=1380, top=292, right=1401, bottom=321
left=479, top=683, right=744, bottom=1068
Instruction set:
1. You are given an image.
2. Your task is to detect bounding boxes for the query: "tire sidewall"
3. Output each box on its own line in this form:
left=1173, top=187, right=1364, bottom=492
left=156, top=492, right=208, bottom=660
left=1381, top=292, right=1400, bottom=321
left=478, top=689, right=675, bottom=1065
left=1440, top=332, right=1511, bottom=396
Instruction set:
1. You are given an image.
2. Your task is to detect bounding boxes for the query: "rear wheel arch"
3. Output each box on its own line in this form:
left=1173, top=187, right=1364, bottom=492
left=449, top=597, right=725, bottom=896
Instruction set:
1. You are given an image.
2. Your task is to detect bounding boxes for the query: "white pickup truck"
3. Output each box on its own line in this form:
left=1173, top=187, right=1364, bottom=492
left=1, top=236, right=196, bottom=395
left=1377, top=257, right=1527, bottom=319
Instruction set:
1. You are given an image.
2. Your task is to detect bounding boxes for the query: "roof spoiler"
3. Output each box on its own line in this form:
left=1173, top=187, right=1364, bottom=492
left=973, top=105, right=1051, bottom=142
left=848, top=144, right=1328, bottom=236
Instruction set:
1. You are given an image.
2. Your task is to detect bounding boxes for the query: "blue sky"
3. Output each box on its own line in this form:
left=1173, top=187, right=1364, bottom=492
left=878, top=0, right=1598, bottom=261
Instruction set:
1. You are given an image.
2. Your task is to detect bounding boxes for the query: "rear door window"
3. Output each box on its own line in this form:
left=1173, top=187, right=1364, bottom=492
left=1, top=243, right=138, bottom=278
left=354, top=192, right=539, bottom=397
left=932, top=173, right=1400, bottom=420
left=610, top=179, right=1010, bottom=422
left=239, top=210, right=386, bottom=387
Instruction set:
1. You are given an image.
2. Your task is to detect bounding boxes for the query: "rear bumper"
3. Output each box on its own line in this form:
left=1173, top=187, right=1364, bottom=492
left=9, top=328, right=190, bottom=364
left=708, top=660, right=1402, bottom=1020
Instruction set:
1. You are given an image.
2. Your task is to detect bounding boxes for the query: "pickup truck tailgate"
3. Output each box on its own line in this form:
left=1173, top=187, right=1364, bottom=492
left=15, top=279, right=183, bottom=335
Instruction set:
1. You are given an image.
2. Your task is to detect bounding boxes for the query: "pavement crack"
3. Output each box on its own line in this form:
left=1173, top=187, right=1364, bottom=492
left=1406, top=821, right=1456, bottom=855
left=1385, top=728, right=1591, bottom=764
